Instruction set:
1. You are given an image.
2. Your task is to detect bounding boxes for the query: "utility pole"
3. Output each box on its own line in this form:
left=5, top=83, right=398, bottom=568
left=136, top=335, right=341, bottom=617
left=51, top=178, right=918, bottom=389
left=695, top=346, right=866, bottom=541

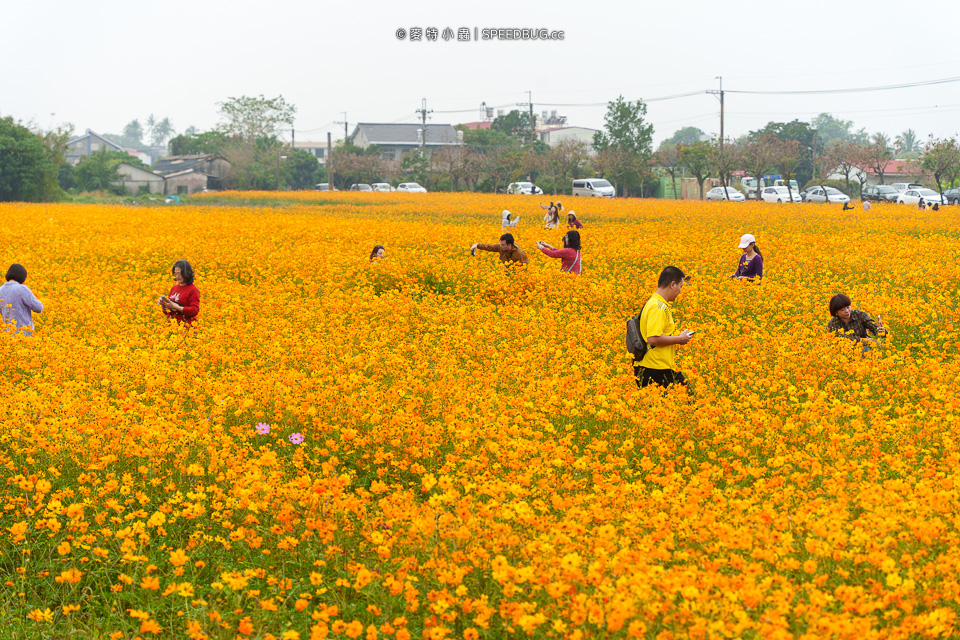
left=708, top=77, right=727, bottom=193
left=327, top=131, right=333, bottom=189
left=415, top=98, right=432, bottom=157
left=334, top=113, right=348, bottom=143
left=708, top=77, right=725, bottom=151
left=516, top=91, right=536, bottom=144
left=291, top=127, right=295, bottom=152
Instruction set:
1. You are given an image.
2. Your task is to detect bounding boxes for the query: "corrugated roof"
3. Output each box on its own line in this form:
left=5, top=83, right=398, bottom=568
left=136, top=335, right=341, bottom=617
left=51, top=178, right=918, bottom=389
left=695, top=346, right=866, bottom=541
left=152, top=154, right=224, bottom=175
left=353, top=123, right=459, bottom=145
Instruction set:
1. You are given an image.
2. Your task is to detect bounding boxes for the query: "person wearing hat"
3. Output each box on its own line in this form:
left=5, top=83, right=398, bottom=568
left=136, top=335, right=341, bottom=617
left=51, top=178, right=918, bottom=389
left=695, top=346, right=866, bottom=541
left=566, top=211, right=583, bottom=229
left=729, top=233, right=764, bottom=281
left=501, top=210, right=520, bottom=229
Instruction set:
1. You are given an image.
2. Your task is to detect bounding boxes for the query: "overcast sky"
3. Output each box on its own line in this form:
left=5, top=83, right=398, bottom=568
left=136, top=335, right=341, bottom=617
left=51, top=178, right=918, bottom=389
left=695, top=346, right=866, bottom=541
left=3, top=0, right=959, bottom=146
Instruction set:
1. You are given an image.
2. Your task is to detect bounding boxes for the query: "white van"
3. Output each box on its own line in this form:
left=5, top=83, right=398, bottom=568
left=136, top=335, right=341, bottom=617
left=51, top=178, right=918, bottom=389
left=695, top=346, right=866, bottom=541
left=572, top=178, right=615, bottom=198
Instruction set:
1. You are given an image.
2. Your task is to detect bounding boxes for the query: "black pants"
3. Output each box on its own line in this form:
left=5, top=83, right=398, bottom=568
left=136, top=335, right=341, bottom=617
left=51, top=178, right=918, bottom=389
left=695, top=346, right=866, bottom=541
left=634, top=366, right=687, bottom=389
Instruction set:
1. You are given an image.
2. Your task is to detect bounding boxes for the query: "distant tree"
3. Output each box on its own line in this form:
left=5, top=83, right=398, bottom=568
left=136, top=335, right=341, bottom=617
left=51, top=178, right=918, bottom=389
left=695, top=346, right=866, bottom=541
left=811, top=113, right=856, bottom=147
left=653, top=142, right=682, bottom=199
left=122, top=119, right=144, bottom=147
left=920, top=137, right=960, bottom=200
left=74, top=148, right=127, bottom=192
left=827, top=140, right=865, bottom=196
left=864, top=133, right=893, bottom=184
left=168, top=131, right=236, bottom=156
left=432, top=145, right=481, bottom=191
left=145, top=114, right=157, bottom=146
left=284, top=149, right=323, bottom=190
left=545, top=140, right=590, bottom=196
left=0, top=116, right=59, bottom=202
left=773, top=139, right=802, bottom=200
left=741, top=134, right=779, bottom=199
left=751, top=119, right=820, bottom=185
left=184, top=125, right=198, bottom=136
left=677, top=141, right=712, bottom=199
left=217, top=95, right=296, bottom=142
left=593, top=96, right=654, bottom=196
left=151, top=117, right=174, bottom=147
left=491, top=110, right=536, bottom=144
left=710, top=138, right=741, bottom=197
left=663, top=126, right=707, bottom=146
left=400, top=152, right=430, bottom=187
left=895, top=129, right=920, bottom=157
left=459, top=126, right=521, bottom=152
left=480, top=147, right=521, bottom=193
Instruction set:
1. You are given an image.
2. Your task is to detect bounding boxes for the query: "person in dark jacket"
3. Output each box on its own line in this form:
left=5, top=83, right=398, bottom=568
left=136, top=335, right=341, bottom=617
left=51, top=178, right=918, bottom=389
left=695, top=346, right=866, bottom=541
left=827, top=293, right=887, bottom=351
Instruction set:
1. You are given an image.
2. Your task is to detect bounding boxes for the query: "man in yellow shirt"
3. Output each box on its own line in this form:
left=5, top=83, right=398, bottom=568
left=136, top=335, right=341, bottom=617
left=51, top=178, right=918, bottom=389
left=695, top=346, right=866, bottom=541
left=635, top=266, right=695, bottom=389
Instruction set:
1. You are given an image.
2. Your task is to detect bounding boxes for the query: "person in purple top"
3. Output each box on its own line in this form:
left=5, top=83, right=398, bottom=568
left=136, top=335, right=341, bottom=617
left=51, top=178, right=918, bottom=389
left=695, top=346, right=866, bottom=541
left=0, top=263, right=44, bottom=336
left=729, top=233, right=763, bottom=281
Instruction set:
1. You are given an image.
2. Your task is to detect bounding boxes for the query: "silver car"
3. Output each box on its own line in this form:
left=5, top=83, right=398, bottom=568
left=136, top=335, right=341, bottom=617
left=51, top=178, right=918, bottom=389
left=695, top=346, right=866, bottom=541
left=705, top=186, right=745, bottom=202
left=804, top=187, right=851, bottom=204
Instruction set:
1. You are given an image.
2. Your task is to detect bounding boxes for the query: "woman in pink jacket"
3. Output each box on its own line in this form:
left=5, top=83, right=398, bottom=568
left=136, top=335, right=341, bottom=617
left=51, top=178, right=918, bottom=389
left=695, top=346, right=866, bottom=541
left=536, top=230, right=581, bottom=274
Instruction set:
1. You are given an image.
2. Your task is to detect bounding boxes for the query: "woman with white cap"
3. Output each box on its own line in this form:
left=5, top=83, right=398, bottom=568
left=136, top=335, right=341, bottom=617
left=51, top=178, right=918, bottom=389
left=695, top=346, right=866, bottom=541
left=729, top=233, right=764, bottom=280
left=501, top=209, right=520, bottom=229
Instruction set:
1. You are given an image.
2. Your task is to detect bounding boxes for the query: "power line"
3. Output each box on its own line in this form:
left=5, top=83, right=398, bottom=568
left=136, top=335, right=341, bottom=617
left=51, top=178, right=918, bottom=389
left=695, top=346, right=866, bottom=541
left=725, top=76, right=960, bottom=95
left=536, top=90, right=707, bottom=108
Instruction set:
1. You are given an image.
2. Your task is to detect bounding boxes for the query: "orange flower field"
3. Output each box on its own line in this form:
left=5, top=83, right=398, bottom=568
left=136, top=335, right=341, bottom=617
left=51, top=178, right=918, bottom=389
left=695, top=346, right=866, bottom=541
left=2, top=192, right=959, bottom=640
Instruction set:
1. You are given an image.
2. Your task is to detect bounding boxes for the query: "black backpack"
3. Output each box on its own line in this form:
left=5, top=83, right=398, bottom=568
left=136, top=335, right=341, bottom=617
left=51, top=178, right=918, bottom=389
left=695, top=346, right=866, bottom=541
left=625, top=305, right=649, bottom=360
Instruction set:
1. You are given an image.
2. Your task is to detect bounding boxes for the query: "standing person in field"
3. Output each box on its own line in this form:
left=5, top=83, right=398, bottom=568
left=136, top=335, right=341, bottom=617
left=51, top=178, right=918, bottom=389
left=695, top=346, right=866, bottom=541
left=158, top=259, right=200, bottom=324
left=540, top=202, right=560, bottom=229
left=536, top=230, right=581, bottom=274
left=470, top=234, right=529, bottom=266
left=567, top=211, right=584, bottom=229
left=634, top=266, right=695, bottom=389
left=501, top=209, right=520, bottom=229
left=0, top=263, right=43, bottom=336
left=729, top=233, right=764, bottom=281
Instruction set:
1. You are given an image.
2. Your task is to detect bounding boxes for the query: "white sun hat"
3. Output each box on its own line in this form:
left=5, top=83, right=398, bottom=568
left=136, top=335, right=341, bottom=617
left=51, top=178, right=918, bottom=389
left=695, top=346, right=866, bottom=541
left=738, top=233, right=756, bottom=249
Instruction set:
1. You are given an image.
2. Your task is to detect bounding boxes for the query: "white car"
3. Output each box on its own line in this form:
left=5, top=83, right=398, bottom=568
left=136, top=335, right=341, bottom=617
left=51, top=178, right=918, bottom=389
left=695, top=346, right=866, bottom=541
left=803, top=186, right=851, bottom=204
left=705, top=187, right=745, bottom=202
left=890, top=182, right=924, bottom=193
left=371, top=183, right=394, bottom=192
left=897, top=188, right=943, bottom=205
left=506, top=181, right=543, bottom=195
left=396, top=182, right=427, bottom=193
left=760, top=186, right=802, bottom=203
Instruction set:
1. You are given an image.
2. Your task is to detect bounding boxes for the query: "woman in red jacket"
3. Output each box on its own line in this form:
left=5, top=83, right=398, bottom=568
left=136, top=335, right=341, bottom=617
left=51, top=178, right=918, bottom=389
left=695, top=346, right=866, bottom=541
left=536, top=230, right=581, bottom=274
left=158, top=259, right=200, bottom=324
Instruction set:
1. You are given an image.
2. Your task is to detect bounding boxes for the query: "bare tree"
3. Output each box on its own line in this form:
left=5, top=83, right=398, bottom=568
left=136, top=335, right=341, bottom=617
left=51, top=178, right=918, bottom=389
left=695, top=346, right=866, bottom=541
left=710, top=138, right=741, bottom=199
left=864, top=133, right=893, bottom=184
left=592, top=147, right=637, bottom=197
left=677, top=141, right=712, bottom=200
left=547, top=140, right=590, bottom=196
left=740, top=134, right=779, bottom=200
left=920, top=137, right=960, bottom=200
left=826, top=140, right=863, bottom=197
left=773, top=139, right=802, bottom=201
left=654, top=142, right=682, bottom=199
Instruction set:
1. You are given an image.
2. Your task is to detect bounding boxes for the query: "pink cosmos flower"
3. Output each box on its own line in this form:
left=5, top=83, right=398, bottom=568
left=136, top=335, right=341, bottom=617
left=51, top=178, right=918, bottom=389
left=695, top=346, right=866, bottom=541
left=289, top=432, right=304, bottom=445
left=255, top=422, right=271, bottom=435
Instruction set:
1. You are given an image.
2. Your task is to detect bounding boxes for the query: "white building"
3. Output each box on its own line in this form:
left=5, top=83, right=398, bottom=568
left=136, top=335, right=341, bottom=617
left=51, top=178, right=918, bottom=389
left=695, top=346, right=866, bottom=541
left=538, top=126, right=600, bottom=153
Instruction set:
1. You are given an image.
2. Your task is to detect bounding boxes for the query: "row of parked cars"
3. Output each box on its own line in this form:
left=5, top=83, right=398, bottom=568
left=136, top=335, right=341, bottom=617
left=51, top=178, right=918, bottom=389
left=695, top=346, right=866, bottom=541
left=706, top=182, right=957, bottom=205
left=316, top=182, right=428, bottom=193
